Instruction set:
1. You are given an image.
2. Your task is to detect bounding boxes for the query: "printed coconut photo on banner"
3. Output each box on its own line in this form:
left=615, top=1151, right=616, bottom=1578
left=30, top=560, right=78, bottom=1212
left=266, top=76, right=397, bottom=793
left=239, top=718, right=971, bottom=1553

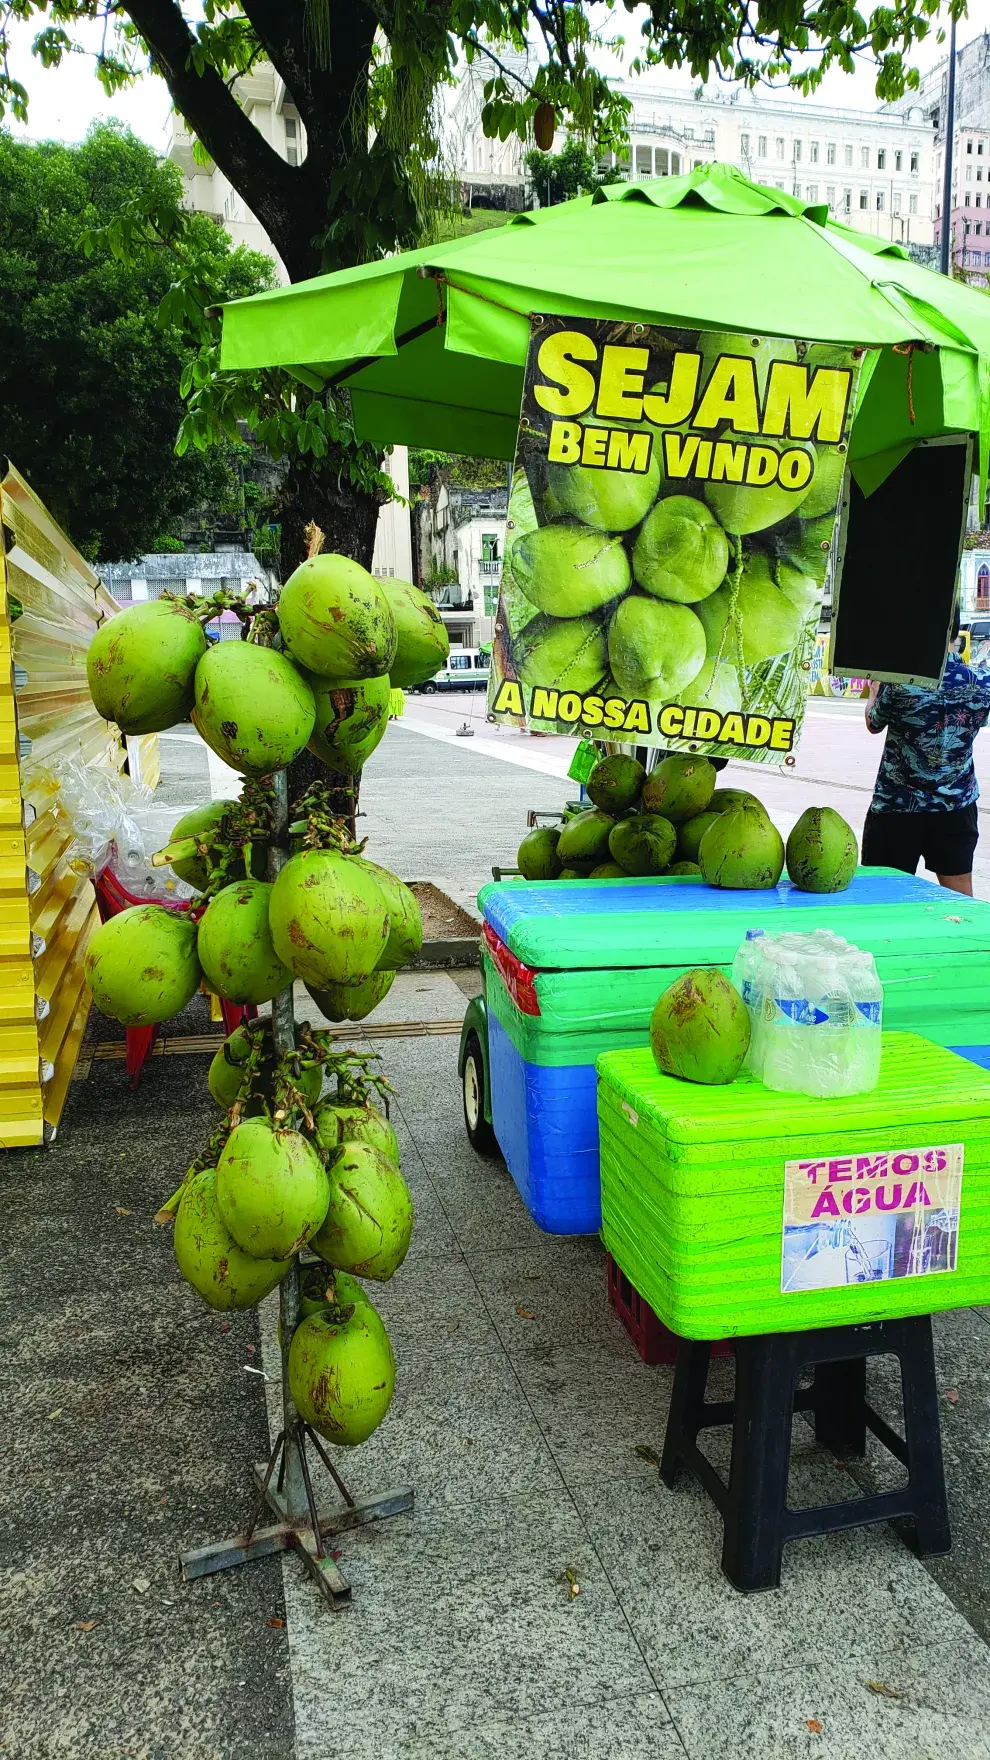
left=487, top=315, right=865, bottom=763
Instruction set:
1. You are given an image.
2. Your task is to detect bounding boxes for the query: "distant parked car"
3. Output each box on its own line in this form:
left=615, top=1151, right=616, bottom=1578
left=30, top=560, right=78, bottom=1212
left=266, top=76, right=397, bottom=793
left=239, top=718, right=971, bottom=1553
left=414, top=649, right=490, bottom=693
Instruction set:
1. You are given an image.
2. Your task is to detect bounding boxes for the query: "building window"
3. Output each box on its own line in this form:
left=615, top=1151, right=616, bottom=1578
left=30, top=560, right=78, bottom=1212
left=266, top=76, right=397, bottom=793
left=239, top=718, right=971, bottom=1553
left=481, top=532, right=499, bottom=565
left=967, top=164, right=973, bottom=182
left=859, top=189, right=869, bottom=209
left=656, top=147, right=669, bottom=175
left=671, top=153, right=681, bottom=174
left=826, top=184, right=836, bottom=205
left=876, top=190, right=885, bottom=211
left=981, top=142, right=986, bottom=156
left=980, top=168, right=984, bottom=182
left=807, top=184, right=818, bottom=201
left=285, top=114, right=299, bottom=167
left=793, top=182, right=801, bottom=197
left=878, top=149, right=886, bottom=169
left=965, top=219, right=972, bottom=234
left=909, top=193, right=918, bottom=215
left=861, top=146, right=869, bottom=168
left=827, top=142, right=836, bottom=165
left=794, top=140, right=802, bottom=161
left=844, top=144, right=853, bottom=167
left=683, top=126, right=694, bottom=139
left=977, top=564, right=990, bottom=608
left=968, top=139, right=974, bottom=153
left=635, top=145, right=652, bottom=177
left=910, top=151, right=919, bottom=173
left=740, top=132, right=750, bottom=154
left=893, top=190, right=901, bottom=213
left=145, top=578, right=173, bottom=600
left=895, top=150, right=902, bottom=172
left=843, top=189, right=852, bottom=213
left=978, top=222, right=984, bottom=235
left=776, top=136, right=785, bottom=160
left=810, top=141, right=819, bottom=163
left=758, top=135, right=767, bottom=157
left=978, top=194, right=984, bottom=208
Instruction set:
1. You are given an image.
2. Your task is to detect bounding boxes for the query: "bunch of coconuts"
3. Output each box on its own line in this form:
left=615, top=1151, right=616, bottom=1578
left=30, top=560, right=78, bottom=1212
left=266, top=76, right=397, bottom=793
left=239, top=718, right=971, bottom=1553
left=166, top=1021, right=413, bottom=1449
left=79, top=554, right=445, bottom=1452
left=515, top=751, right=858, bottom=895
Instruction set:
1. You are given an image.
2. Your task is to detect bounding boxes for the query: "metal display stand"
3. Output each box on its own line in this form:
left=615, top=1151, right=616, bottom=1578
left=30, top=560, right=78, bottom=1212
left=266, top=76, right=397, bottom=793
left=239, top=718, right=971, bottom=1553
left=178, top=768, right=413, bottom=1609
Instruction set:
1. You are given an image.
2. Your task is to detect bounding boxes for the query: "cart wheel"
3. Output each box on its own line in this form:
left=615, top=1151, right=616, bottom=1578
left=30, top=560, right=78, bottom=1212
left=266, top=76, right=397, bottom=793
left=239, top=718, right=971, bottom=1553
left=462, top=1030, right=497, bottom=1156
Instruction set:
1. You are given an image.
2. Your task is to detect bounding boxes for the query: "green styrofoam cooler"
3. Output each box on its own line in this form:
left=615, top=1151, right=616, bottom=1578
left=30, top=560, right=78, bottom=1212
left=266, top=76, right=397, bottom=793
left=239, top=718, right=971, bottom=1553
left=597, top=1033, right=990, bottom=1337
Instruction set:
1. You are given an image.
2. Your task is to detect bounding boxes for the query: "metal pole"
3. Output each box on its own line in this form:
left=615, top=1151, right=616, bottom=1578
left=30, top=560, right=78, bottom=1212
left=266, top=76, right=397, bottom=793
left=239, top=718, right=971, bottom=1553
left=266, top=766, right=308, bottom=1520
left=940, top=12, right=958, bottom=275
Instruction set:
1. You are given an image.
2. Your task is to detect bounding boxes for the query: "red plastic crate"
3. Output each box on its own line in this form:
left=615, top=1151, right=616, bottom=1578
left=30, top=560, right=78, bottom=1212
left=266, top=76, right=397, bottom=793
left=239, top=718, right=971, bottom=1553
left=606, top=1252, right=731, bottom=1366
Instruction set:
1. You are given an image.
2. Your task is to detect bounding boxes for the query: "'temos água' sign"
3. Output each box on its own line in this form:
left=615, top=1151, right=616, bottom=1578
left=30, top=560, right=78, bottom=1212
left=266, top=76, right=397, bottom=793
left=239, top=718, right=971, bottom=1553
left=488, top=315, right=863, bottom=762
left=782, top=1142, right=962, bottom=1292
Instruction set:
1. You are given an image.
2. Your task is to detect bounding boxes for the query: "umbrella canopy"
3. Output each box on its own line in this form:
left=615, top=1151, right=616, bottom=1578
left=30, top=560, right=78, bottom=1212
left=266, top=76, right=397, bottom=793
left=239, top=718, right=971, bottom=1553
left=220, top=163, right=990, bottom=493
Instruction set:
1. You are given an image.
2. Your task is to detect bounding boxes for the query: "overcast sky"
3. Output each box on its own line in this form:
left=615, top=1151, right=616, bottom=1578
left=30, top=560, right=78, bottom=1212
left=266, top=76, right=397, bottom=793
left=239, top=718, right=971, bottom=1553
left=5, top=3, right=990, bottom=150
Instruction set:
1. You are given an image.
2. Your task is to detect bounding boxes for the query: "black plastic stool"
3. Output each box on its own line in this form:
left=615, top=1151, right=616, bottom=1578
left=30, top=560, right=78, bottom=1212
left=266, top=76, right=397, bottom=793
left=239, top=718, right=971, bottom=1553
left=660, top=1316, right=951, bottom=1592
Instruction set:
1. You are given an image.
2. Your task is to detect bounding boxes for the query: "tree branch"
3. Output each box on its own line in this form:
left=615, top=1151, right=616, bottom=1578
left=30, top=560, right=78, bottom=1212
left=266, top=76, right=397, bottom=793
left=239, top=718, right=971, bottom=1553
left=123, top=0, right=306, bottom=268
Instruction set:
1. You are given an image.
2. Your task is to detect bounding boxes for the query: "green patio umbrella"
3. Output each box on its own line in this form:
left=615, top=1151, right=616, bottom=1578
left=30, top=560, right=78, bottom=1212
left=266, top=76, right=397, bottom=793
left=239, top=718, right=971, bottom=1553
left=219, top=162, right=990, bottom=495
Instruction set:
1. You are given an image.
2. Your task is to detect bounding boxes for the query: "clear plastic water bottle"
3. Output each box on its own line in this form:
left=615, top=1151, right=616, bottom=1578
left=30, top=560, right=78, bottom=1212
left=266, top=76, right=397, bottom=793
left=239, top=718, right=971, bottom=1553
left=732, top=929, right=766, bottom=1078
left=746, top=929, right=883, bottom=1098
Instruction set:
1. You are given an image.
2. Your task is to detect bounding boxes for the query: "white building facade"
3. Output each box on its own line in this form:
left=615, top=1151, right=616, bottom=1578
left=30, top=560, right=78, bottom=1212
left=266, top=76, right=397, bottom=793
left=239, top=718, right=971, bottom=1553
left=451, top=67, right=936, bottom=248
left=165, top=66, right=412, bottom=582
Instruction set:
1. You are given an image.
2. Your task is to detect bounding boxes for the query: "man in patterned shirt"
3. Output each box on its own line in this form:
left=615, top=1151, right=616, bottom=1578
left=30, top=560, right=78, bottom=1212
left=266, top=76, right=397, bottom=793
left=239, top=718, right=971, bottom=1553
left=862, top=608, right=990, bottom=897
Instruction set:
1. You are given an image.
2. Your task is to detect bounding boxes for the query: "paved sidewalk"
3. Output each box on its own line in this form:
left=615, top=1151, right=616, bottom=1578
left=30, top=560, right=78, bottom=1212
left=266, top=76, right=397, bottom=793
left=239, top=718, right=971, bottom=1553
left=5, top=722, right=990, bottom=1758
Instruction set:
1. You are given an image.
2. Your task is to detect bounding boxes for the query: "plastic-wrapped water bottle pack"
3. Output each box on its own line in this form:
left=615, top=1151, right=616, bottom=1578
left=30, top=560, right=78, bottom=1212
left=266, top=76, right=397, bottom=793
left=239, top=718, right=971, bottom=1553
left=732, top=927, right=883, bottom=1098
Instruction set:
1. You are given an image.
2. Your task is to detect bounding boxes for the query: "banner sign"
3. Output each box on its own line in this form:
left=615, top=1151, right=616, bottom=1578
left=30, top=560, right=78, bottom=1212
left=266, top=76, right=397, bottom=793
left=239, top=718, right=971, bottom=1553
left=781, top=1141, right=963, bottom=1291
left=488, top=316, right=863, bottom=763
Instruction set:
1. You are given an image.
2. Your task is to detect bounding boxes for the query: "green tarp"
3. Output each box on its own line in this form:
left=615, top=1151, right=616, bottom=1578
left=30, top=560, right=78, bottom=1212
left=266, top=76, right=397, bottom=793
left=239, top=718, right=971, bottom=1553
left=219, top=162, right=990, bottom=492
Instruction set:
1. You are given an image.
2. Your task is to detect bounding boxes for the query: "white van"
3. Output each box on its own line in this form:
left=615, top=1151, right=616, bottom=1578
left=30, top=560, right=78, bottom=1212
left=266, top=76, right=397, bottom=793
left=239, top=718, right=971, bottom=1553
left=416, top=649, right=490, bottom=693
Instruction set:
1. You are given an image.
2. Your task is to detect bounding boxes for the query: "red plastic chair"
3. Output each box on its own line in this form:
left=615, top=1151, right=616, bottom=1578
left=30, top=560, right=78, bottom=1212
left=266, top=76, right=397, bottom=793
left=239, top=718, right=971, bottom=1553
left=94, top=860, right=257, bottom=1090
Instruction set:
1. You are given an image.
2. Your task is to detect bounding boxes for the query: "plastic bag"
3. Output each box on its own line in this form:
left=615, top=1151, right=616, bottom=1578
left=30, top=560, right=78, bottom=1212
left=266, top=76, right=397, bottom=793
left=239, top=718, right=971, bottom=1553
left=24, top=757, right=196, bottom=903
left=732, top=927, right=883, bottom=1098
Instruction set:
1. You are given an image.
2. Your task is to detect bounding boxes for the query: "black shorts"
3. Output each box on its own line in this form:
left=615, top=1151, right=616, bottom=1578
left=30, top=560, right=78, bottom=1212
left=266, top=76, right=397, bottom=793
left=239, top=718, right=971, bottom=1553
left=861, top=803, right=980, bottom=877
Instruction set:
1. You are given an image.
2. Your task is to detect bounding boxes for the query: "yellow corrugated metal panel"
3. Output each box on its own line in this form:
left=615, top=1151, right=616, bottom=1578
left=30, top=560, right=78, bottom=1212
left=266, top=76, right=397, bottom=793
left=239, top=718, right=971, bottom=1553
left=0, top=460, right=159, bottom=1144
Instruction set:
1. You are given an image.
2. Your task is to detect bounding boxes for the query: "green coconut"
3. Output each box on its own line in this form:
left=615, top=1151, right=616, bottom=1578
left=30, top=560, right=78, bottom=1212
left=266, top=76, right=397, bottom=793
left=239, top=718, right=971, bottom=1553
left=589, top=861, right=627, bottom=878
left=677, top=810, right=722, bottom=863
left=313, top=1100, right=399, bottom=1165
left=269, top=848, right=390, bottom=988
left=86, top=597, right=207, bottom=734
left=208, top=1022, right=322, bottom=1112
left=312, top=1141, right=413, bottom=1281
left=650, top=968, right=751, bottom=1085
left=191, top=642, right=315, bottom=775
left=168, top=800, right=265, bottom=891
left=197, top=879, right=293, bottom=1005
left=556, top=808, right=615, bottom=866
left=665, top=860, right=702, bottom=875
left=798, top=446, right=847, bottom=520
left=699, top=800, right=785, bottom=889
left=288, top=1304, right=396, bottom=1446
left=785, top=806, right=858, bottom=893
left=678, top=657, right=742, bottom=714
left=633, top=495, right=729, bottom=603
left=642, top=755, right=716, bottom=824
left=278, top=1266, right=373, bottom=1346
left=515, top=614, right=609, bottom=697
left=305, top=969, right=395, bottom=1022
left=517, top=826, right=563, bottom=880
left=702, top=433, right=816, bottom=534
left=558, top=866, right=591, bottom=879
left=511, top=524, right=630, bottom=618
left=215, top=1117, right=330, bottom=1260
left=174, top=1167, right=290, bottom=1311
left=586, top=754, right=646, bottom=814
left=379, top=576, right=450, bottom=687
left=607, top=594, right=706, bottom=700
left=278, top=554, right=397, bottom=680
left=710, top=787, right=762, bottom=813
left=696, top=558, right=805, bottom=670
left=84, top=905, right=201, bottom=1026
left=303, top=672, right=391, bottom=773
left=608, top=814, right=677, bottom=876
left=353, top=858, right=423, bottom=969
left=545, top=456, right=661, bottom=532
